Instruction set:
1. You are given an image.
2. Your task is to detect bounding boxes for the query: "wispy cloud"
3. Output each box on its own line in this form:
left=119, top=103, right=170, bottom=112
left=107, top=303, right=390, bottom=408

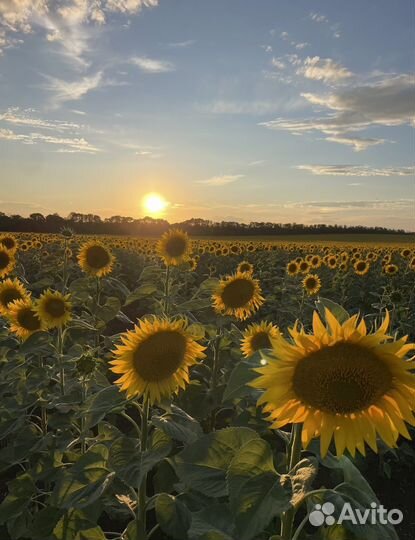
left=296, top=165, right=414, bottom=177
left=297, top=56, right=353, bottom=82
left=167, top=39, right=195, bottom=48
left=130, top=56, right=175, bottom=73
left=197, top=174, right=245, bottom=186
left=0, top=107, right=82, bottom=132
left=43, top=72, right=104, bottom=106
left=0, top=127, right=100, bottom=153
left=309, top=12, right=329, bottom=23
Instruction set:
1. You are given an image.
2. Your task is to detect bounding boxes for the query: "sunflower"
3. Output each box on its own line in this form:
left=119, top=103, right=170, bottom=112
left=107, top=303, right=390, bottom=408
left=251, top=309, right=415, bottom=458
left=310, top=255, right=322, bottom=269
left=326, top=256, right=338, bottom=270
left=302, top=274, right=321, bottom=296
left=354, top=259, right=369, bottom=276
left=384, top=264, right=398, bottom=276
left=8, top=298, right=44, bottom=340
left=157, top=229, right=191, bottom=266
left=241, top=321, right=280, bottom=357
left=187, top=257, right=198, bottom=271
left=0, top=278, right=30, bottom=316
left=110, top=317, right=206, bottom=404
left=286, top=261, right=299, bottom=277
left=0, top=235, right=17, bottom=253
left=237, top=261, right=254, bottom=274
left=298, top=260, right=310, bottom=274
left=35, top=289, right=72, bottom=329
left=0, top=248, right=16, bottom=279
left=212, top=271, right=264, bottom=320
left=78, top=241, right=114, bottom=277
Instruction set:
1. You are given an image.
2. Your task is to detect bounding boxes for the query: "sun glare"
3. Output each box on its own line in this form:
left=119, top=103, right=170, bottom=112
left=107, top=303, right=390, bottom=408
left=142, top=193, right=168, bottom=216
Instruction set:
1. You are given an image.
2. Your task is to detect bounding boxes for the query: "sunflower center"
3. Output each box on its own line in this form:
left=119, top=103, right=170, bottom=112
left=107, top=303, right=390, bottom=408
left=0, top=289, right=22, bottom=307
left=133, top=330, right=186, bottom=381
left=165, top=237, right=187, bottom=257
left=45, top=298, right=66, bottom=318
left=292, top=342, right=392, bottom=414
left=86, top=246, right=111, bottom=269
left=305, top=278, right=317, bottom=289
left=0, top=251, right=10, bottom=269
left=221, top=278, right=255, bottom=308
left=17, top=308, right=41, bottom=331
left=239, top=263, right=251, bottom=272
left=250, top=331, right=271, bottom=351
left=356, top=262, right=366, bottom=271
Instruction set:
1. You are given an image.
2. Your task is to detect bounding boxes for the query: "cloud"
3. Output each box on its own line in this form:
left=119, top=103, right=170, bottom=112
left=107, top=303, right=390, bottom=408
left=0, top=107, right=82, bottom=132
left=0, top=1, right=158, bottom=62
left=261, top=74, right=414, bottom=150
left=324, top=135, right=386, bottom=152
left=280, top=31, right=289, bottom=40
left=0, top=127, right=100, bottom=153
left=297, top=56, right=353, bottom=82
left=197, top=174, right=245, bottom=186
left=271, top=57, right=285, bottom=70
left=43, top=72, right=104, bottom=106
left=130, top=56, right=175, bottom=73
left=296, top=165, right=414, bottom=177
left=167, top=40, right=195, bottom=48
left=309, top=12, right=328, bottom=23
left=200, top=97, right=304, bottom=115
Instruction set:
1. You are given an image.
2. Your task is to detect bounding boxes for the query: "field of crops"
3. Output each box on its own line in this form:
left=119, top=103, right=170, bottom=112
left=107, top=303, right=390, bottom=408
left=0, top=230, right=414, bottom=540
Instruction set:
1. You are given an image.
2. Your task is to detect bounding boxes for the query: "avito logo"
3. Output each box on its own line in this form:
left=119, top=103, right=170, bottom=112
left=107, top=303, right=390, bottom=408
left=309, top=502, right=403, bottom=527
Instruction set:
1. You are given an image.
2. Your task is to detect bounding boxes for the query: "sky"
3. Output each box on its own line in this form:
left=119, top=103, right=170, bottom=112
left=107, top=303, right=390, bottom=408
left=0, top=0, right=414, bottom=230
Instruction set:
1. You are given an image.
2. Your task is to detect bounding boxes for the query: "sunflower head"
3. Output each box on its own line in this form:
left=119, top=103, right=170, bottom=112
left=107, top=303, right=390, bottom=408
left=384, top=264, right=398, bottom=276
left=251, top=308, right=415, bottom=458
left=35, top=289, right=72, bottom=329
left=298, top=260, right=310, bottom=274
left=0, top=235, right=17, bottom=253
left=0, top=278, right=30, bottom=315
left=354, top=259, right=370, bottom=276
left=241, top=321, right=280, bottom=357
left=110, top=317, right=206, bottom=404
left=157, top=229, right=191, bottom=266
left=0, top=248, right=16, bottom=279
left=286, top=261, right=299, bottom=276
left=302, top=273, right=321, bottom=296
left=8, top=298, right=44, bottom=340
left=237, top=261, right=254, bottom=274
left=212, top=271, right=264, bottom=321
left=78, top=241, right=114, bottom=277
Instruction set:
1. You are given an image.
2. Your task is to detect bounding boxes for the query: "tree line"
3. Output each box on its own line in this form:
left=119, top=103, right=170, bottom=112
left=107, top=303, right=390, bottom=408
left=0, top=212, right=409, bottom=237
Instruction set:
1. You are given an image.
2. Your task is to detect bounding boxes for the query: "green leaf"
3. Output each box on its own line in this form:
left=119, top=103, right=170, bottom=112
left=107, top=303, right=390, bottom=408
left=189, top=504, right=236, bottom=540
left=172, top=427, right=260, bottom=497
left=140, top=429, right=172, bottom=483
left=31, top=507, right=63, bottom=539
left=125, top=283, right=158, bottom=305
left=316, top=298, right=350, bottom=324
left=223, top=354, right=262, bottom=402
left=152, top=406, right=203, bottom=444
left=75, top=527, right=106, bottom=540
left=108, top=436, right=140, bottom=485
left=227, top=438, right=292, bottom=540
left=95, top=296, right=121, bottom=322
left=155, top=494, right=191, bottom=540
left=53, top=509, right=98, bottom=540
left=82, top=386, right=126, bottom=429
left=20, top=331, right=53, bottom=354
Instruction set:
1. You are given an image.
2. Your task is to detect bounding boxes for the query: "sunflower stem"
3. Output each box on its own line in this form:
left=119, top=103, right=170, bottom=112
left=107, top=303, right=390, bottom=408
left=164, top=265, right=171, bottom=316
left=280, top=423, right=303, bottom=540
left=57, top=328, right=65, bottom=396
left=137, top=395, right=150, bottom=540
left=39, top=356, right=48, bottom=435
left=209, top=329, right=222, bottom=431
left=62, top=238, right=68, bottom=293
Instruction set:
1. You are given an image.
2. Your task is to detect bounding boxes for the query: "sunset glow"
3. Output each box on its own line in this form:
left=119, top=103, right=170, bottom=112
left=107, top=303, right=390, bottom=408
left=142, top=193, right=168, bottom=216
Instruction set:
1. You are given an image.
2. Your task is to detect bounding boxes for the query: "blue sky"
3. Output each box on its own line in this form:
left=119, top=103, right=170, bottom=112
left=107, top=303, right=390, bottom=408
left=0, top=0, right=414, bottom=229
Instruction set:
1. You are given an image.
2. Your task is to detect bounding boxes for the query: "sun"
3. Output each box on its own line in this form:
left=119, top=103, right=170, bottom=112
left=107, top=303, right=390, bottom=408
left=142, top=193, right=168, bottom=216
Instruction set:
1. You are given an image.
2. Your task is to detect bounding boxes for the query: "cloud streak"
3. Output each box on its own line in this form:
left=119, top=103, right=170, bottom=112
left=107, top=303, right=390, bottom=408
left=197, top=174, right=245, bottom=186
left=130, top=56, right=175, bottom=73
left=296, top=165, right=414, bottom=177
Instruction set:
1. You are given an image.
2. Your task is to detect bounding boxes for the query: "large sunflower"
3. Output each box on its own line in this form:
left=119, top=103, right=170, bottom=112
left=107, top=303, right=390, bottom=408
left=241, top=321, right=280, bottom=357
left=8, top=298, right=44, bottom=340
left=212, top=271, right=264, bottom=320
left=251, top=309, right=415, bottom=458
left=35, top=289, right=72, bottom=329
left=237, top=261, right=254, bottom=274
left=0, top=248, right=15, bottom=279
left=157, top=229, right=191, bottom=266
left=78, top=241, right=114, bottom=277
left=0, top=278, right=30, bottom=316
left=110, top=317, right=206, bottom=404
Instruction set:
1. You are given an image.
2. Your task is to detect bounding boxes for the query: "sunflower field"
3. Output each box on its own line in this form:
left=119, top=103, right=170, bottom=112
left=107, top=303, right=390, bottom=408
left=0, top=230, right=414, bottom=540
